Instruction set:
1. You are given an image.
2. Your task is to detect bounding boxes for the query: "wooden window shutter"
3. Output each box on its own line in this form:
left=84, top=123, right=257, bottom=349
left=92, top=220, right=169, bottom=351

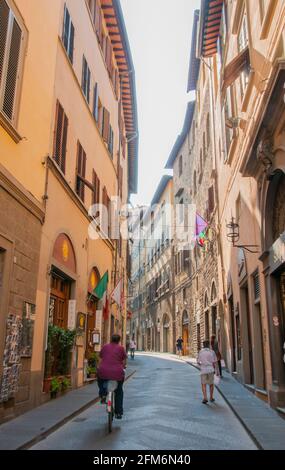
left=102, top=107, right=110, bottom=143
left=2, top=16, right=21, bottom=121
left=92, top=170, right=100, bottom=205
left=95, top=0, right=100, bottom=37
left=76, top=142, right=86, bottom=202
left=106, top=37, right=112, bottom=74
left=61, top=113, right=68, bottom=173
left=53, top=101, right=68, bottom=173
left=115, top=70, right=120, bottom=99
left=69, top=22, right=74, bottom=63
left=208, top=185, right=215, bottom=214
left=0, top=0, right=10, bottom=88
left=93, top=83, right=99, bottom=121
left=108, top=125, right=114, bottom=156
left=62, top=6, right=70, bottom=53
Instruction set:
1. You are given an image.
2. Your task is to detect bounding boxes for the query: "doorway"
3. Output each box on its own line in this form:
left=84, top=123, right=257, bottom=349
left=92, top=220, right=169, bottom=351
left=204, top=310, right=210, bottom=340
left=49, top=270, right=71, bottom=329
left=240, top=284, right=254, bottom=385
left=211, top=305, right=217, bottom=335
left=229, top=295, right=237, bottom=372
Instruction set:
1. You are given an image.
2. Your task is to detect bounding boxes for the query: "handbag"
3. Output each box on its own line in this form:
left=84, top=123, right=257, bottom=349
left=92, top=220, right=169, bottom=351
left=214, top=374, right=220, bottom=386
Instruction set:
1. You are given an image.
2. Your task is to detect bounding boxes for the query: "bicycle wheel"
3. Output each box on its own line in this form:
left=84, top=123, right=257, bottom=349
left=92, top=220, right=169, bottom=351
left=107, top=391, right=114, bottom=433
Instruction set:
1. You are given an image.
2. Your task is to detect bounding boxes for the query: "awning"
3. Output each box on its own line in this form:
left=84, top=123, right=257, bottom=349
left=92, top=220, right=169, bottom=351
left=222, top=47, right=250, bottom=89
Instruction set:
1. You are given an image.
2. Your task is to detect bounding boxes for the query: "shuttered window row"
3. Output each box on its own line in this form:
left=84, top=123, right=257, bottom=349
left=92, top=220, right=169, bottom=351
left=53, top=101, right=68, bottom=174
left=0, top=0, right=23, bottom=125
left=62, top=5, right=74, bottom=63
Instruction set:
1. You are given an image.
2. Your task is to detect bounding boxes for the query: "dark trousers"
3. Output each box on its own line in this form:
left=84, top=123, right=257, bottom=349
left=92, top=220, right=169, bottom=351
left=97, top=378, right=124, bottom=415
left=218, top=360, right=222, bottom=376
left=130, top=348, right=135, bottom=359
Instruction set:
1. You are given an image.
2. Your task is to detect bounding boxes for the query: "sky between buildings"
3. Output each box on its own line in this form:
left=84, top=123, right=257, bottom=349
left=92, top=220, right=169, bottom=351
left=120, top=0, right=200, bottom=206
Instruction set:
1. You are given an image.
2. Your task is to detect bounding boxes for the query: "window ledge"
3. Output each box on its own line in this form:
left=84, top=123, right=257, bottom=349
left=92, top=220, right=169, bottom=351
left=0, top=112, right=22, bottom=143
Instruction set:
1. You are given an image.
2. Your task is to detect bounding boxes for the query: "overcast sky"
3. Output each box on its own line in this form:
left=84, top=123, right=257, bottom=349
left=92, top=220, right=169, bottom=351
left=120, top=0, right=200, bottom=206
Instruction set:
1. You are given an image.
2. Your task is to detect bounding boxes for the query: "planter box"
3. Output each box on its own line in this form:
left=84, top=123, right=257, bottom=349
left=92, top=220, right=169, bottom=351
left=43, top=378, right=52, bottom=394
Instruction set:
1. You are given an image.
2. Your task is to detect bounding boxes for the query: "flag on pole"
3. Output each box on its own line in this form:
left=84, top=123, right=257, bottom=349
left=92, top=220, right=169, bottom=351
left=111, top=279, right=123, bottom=308
left=93, top=271, right=108, bottom=299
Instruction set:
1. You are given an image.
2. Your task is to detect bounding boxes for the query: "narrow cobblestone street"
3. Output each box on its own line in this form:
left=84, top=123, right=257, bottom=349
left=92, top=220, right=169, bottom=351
left=31, top=354, right=256, bottom=450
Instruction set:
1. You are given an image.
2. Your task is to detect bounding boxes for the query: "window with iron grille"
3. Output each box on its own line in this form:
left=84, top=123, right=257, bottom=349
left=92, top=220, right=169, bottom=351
left=53, top=101, right=68, bottom=173
left=62, top=5, right=74, bottom=63
left=76, top=142, right=87, bottom=202
left=0, top=0, right=24, bottom=126
left=253, top=271, right=261, bottom=302
left=82, top=55, right=91, bottom=103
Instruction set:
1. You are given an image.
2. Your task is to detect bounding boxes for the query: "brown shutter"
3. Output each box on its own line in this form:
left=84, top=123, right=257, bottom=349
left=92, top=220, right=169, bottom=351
left=106, top=36, right=112, bottom=74
left=102, top=108, right=110, bottom=143
left=115, top=69, right=120, bottom=99
left=53, top=101, right=63, bottom=166
left=0, top=0, right=10, bottom=87
left=3, top=17, right=21, bottom=120
left=53, top=101, right=68, bottom=173
left=77, top=142, right=86, bottom=202
left=61, top=114, right=68, bottom=173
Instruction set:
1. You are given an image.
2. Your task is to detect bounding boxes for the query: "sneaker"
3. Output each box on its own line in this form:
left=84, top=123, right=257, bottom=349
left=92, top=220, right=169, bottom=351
left=115, top=414, right=123, bottom=419
left=100, top=396, right=107, bottom=404
left=210, top=398, right=215, bottom=403
left=202, top=399, right=208, bottom=404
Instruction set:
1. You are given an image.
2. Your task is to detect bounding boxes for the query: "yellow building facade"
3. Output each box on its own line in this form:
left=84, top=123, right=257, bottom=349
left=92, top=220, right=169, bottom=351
left=0, top=0, right=138, bottom=422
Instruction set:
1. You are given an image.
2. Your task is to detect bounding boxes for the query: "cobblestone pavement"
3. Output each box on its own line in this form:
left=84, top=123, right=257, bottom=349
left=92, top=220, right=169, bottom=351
left=31, top=353, right=256, bottom=450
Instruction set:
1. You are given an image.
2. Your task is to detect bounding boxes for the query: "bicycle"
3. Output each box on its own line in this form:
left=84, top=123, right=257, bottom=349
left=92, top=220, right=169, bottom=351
left=105, top=380, right=118, bottom=433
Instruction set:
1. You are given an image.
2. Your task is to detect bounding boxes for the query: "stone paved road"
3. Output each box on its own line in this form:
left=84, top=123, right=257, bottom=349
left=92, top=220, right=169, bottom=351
left=31, top=354, right=257, bottom=450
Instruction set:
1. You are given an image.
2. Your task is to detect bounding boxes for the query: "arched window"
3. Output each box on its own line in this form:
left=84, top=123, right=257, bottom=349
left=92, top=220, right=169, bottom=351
left=211, top=282, right=217, bottom=303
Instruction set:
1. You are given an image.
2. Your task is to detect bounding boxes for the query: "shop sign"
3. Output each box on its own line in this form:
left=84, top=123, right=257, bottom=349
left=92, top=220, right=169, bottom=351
left=68, top=300, right=76, bottom=330
left=92, top=332, right=100, bottom=344
left=95, top=310, right=102, bottom=331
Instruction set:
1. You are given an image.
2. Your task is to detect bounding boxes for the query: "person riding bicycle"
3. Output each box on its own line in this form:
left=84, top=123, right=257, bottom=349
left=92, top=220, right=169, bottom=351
left=97, top=334, right=127, bottom=420
left=129, top=337, right=136, bottom=359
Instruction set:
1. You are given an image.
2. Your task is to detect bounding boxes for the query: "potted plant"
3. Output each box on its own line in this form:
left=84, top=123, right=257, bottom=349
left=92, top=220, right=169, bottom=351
left=50, top=377, right=60, bottom=398
left=87, top=366, right=96, bottom=379
left=87, top=352, right=99, bottom=378
left=61, top=376, right=71, bottom=393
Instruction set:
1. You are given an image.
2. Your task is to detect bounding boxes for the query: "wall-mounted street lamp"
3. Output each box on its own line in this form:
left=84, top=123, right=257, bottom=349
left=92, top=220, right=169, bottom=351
left=226, top=217, right=259, bottom=254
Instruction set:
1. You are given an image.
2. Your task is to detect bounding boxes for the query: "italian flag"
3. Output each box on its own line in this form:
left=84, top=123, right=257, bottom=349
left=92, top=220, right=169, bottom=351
left=93, top=271, right=109, bottom=319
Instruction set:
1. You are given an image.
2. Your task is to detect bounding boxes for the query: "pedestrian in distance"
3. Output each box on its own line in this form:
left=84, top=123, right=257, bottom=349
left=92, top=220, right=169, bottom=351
left=176, top=336, right=183, bottom=357
left=210, top=334, right=222, bottom=377
left=129, top=337, right=136, bottom=360
left=126, top=337, right=130, bottom=356
left=197, top=339, right=218, bottom=404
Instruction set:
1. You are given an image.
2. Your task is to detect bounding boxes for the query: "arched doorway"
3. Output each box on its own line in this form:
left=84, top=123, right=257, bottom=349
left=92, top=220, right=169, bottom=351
left=182, top=310, right=189, bottom=356
left=49, top=234, right=77, bottom=329
left=163, top=315, right=170, bottom=352
left=46, top=234, right=77, bottom=382
left=86, top=267, right=100, bottom=358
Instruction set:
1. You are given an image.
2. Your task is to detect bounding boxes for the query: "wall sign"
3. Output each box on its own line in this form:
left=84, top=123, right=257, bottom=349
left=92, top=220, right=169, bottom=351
left=68, top=300, right=76, bottom=330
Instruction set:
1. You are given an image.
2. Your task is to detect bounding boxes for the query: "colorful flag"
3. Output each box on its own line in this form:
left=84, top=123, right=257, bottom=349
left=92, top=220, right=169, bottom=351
left=196, top=213, right=208, bottom=237
left=93, top=271, right=108, bottom=299
left=111, top=279, right=123, bottom=307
